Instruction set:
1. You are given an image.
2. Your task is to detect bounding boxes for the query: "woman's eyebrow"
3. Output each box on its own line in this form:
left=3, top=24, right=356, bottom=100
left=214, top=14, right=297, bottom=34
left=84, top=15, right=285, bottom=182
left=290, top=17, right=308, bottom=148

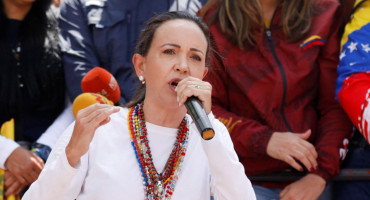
left=190, top=47, right=204, bottom=55
left=160, top=43, right=204, bottom=55
left=160, top=43, right=180, bottom=48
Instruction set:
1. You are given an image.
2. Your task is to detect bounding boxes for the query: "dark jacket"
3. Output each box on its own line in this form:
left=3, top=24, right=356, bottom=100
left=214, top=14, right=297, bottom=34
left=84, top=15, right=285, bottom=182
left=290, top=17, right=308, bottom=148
left=0, top=3, right=65, bottom=142
left=203, top=0, right=352, bottom=188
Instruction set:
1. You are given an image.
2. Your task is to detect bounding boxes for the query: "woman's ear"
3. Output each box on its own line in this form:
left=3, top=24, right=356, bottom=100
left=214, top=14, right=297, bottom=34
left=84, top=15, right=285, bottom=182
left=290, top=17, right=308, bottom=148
left=132, top=53, right=145, bottom=78
left=202, top=67, right=209, bottom=79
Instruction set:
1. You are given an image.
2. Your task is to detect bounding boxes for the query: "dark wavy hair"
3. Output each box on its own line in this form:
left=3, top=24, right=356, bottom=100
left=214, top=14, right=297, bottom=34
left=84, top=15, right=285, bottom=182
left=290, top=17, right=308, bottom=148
left=125, top=11, right=211, bottom=108
left=0, top=0, right=65, bottom=121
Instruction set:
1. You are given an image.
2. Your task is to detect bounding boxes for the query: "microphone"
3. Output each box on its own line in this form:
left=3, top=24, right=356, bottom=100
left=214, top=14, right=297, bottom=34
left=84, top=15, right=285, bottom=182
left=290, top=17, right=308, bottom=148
left=185, top=96, right=215, bottom=140
left=72, top=93, right=113, bottom=117
left=81, top=67, right=121, bottom=103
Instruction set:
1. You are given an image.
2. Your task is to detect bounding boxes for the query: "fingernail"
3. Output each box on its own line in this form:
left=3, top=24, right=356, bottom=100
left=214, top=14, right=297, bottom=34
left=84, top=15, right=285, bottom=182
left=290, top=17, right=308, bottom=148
left=177, top=96, right=179, bottom=102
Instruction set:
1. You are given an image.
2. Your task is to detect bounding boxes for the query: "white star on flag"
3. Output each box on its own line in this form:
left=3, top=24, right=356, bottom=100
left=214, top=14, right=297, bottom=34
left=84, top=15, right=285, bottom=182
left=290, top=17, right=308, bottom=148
left=340, top=51, right=346, bottom=60
left=362, top=43, right=370, bottom=53
left=348, top=42, right=358, bottom=53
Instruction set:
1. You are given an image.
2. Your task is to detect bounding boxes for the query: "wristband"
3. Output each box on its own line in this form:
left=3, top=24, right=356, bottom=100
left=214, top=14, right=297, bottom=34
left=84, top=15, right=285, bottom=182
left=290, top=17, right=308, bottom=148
left=31, top=143, right=52, bottom=163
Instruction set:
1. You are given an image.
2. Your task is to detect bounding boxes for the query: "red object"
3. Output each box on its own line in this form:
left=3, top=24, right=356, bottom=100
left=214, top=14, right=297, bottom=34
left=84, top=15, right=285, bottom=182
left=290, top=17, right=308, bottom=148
left=338, top=72, right=370, bottom=143
left=81, top=67, right=121, bottom=103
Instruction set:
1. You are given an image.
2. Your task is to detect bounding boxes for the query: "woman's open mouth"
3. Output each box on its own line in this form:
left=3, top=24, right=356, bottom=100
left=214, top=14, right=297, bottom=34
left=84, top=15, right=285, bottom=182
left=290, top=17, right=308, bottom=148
left=169, top=79, right=180, bottom=90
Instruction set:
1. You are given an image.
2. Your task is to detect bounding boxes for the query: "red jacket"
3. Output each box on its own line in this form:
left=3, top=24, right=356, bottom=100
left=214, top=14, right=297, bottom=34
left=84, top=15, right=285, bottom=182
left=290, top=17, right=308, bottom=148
left=203, top=0, right=352, bottom=188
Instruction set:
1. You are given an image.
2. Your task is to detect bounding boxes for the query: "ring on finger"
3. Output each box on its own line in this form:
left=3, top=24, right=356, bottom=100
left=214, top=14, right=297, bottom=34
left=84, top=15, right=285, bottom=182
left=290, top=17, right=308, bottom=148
left=195, top=85, right=201, bottom=89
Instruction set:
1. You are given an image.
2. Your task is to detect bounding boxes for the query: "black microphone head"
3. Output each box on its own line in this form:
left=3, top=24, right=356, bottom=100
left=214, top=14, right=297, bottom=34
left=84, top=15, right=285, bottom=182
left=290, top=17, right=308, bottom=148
left=185, top=96, right=215, bottom=140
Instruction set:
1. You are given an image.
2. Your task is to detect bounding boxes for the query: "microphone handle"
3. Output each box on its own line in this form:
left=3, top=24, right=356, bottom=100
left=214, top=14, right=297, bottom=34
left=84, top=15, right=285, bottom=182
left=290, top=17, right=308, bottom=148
left=184, top=96, right=215, bottom=140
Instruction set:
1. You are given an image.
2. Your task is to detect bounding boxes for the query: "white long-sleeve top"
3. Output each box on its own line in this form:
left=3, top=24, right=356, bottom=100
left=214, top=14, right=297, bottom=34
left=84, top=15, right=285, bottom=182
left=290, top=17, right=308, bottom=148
left=22, top=107, right=256, bottom=200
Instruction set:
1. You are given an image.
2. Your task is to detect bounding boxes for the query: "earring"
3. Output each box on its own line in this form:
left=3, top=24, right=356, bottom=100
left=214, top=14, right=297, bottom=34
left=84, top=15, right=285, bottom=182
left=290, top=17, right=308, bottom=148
left=139, top=75, right=145, bottom=84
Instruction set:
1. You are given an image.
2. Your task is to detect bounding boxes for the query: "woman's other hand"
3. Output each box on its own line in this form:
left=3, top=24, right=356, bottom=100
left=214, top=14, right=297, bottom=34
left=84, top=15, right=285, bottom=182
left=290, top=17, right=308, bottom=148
left=266, top=130, right=318, bottom=172
left=66, top=104, right=120, bottom=167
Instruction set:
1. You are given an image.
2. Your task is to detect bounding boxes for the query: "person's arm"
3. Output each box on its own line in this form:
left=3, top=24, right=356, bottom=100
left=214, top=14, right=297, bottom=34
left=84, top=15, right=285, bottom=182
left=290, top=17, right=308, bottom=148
left=310, top=5, right=353, bottom=182
left=58, top=0, right=99, bottom=101
left=36, top=100, right=74, bottom=149
left=279, top=3, right=354, bottom=200
left=336, top=2, right=370, bottom=144
left=0, top=121, right=44, bottom=196
left=205, top=44, right=319, bottom=174
left=30, top=100, right=74, bottom=164
left=22, top=122, right=87, bottom=200
left=202, top=112, right=256, bottom=200
left=23, top=103, right=120, bottom=200
left=338, top=72, right=370, bottom=143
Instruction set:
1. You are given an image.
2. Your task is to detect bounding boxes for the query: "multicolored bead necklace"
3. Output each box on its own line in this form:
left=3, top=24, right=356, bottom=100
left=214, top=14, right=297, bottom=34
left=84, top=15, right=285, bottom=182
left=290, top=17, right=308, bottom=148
left=128, top=103, right=189, bottom=200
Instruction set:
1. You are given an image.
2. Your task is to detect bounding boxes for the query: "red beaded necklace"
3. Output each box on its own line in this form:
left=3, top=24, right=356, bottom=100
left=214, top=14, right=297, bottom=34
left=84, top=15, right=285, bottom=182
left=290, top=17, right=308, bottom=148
left=128, top=103, right=189, bottom=200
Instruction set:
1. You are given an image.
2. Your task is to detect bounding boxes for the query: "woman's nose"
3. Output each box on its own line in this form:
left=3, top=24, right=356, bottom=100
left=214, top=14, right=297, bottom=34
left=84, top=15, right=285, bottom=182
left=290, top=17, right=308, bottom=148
left=174, top=60, right=189, bottom=73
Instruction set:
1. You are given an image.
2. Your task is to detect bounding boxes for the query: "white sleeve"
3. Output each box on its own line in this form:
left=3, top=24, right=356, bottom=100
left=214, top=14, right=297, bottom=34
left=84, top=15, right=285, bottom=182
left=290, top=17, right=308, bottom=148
left=201, top=112, right=256, bottom=200
left=22, top=122, right=88, bottom=200
left=36, top=100, right=75, bottom=148
left=0, top=136, right=19, bottom=169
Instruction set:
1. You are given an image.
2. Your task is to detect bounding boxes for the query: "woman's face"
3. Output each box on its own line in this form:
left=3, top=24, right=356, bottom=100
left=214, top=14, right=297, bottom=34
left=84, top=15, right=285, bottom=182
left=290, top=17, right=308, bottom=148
left=134, top=19, right=208, bottom=110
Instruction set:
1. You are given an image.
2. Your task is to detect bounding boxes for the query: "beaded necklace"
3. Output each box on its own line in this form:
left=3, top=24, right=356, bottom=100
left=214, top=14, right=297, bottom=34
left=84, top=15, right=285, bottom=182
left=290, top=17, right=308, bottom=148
left=128, top=103, right=189, bottom=200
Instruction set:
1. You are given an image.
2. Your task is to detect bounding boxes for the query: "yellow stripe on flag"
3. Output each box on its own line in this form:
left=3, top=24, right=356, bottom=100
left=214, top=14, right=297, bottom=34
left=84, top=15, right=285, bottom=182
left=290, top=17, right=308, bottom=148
left=341, top=0, right=370, bottom=50
left=0, top=119, right=20, bottom=200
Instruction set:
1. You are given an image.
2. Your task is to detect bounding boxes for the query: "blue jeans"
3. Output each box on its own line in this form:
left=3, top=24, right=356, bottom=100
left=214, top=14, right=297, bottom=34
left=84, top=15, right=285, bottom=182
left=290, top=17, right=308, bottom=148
left=252, top=185, right=281, bottom=200
left=253, top=183, right=332, bottom=200
left=333, top=146, right=370, bottom=200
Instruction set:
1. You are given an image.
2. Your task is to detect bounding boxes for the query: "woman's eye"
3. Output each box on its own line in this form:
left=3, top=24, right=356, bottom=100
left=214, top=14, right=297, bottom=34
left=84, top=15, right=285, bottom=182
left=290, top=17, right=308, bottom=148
left=190, top=55, right=202, bottom=62
left=163, top=49, right=175, bottom=55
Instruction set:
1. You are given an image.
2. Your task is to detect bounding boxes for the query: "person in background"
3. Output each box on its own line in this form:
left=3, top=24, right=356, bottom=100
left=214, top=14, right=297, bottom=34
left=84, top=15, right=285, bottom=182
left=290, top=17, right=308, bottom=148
left=0, top=0, right=74, bottom=198
left=50, top=0, right=62, bottom=16
left=335, top=0, right=370, bottom=199
left=199, top=0, right=352, bottom=199
left=59, top=0, right=208, bottom=105
left=52, top=0, right=61, bottom=7
left=22, top=11, right=256, bottom=200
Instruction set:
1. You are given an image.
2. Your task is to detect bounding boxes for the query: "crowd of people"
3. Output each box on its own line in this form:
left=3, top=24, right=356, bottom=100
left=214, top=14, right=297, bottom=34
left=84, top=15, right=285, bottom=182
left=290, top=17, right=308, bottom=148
left=0, top=0, right=369, bottom=199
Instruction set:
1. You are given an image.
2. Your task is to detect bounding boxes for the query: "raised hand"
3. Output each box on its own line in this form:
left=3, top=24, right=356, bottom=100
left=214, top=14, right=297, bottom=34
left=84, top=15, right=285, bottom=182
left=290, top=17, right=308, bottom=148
left=66, top=104, right=120, bottom=167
